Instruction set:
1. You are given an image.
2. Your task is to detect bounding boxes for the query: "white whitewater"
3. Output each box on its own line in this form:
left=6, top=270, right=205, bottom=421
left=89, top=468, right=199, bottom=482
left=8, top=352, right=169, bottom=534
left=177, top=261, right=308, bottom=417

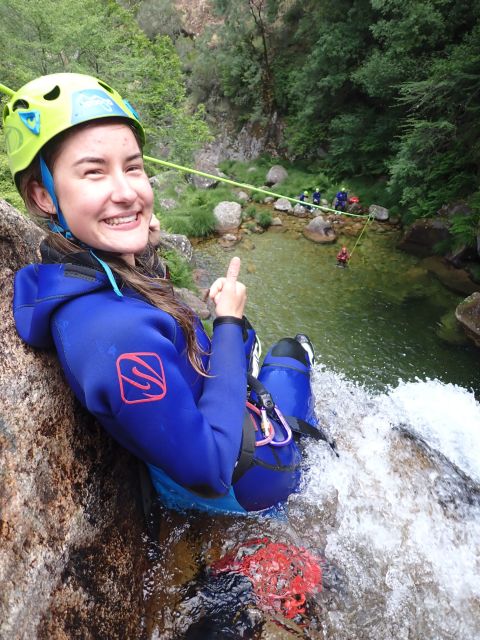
left=294, top=368, right=480, bottom=640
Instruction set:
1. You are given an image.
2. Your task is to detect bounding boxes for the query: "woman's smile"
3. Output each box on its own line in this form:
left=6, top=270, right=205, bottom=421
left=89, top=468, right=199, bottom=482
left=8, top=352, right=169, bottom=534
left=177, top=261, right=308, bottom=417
left=50, top=122, right=154, bottom=261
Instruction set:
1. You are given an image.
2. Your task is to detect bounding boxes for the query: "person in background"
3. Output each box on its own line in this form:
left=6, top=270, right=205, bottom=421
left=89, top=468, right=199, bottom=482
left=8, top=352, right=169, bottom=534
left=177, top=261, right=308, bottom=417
left=312, top=187, right=321, bottom=207
left=336, top=246, right=350, bottom=267
left=299, top=190, right=312, bottom=212
left=6, top=72, right=322, bottom=516
left=335, top=187, right=348, bottom=212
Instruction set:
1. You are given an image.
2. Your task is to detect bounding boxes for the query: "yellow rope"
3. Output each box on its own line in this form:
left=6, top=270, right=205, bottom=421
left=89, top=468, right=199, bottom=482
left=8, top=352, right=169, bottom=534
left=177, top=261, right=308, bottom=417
left=348, top=213, right=375, bottom=261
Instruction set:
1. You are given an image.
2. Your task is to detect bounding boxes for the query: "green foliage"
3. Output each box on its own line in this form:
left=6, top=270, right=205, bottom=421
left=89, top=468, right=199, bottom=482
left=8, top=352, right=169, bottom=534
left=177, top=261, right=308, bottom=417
left=187, top=0, right=480, bottom=228
left=255, top=209, right=272, bottom=228
left=0, top=128, right=25, bottom=211
left=244, top=204, right=258, bottom=219
left=0, top=0, right=209, bottom=164
left=162, top=249, right=195, bottom=289
left=158, top=184, right=243, bottom=237
left=449, top=213, right=480, bottom=250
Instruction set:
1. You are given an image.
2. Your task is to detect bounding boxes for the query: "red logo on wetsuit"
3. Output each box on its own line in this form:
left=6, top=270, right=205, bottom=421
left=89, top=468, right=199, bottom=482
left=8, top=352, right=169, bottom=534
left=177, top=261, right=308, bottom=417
left=116, top=352, right=167, bottom=404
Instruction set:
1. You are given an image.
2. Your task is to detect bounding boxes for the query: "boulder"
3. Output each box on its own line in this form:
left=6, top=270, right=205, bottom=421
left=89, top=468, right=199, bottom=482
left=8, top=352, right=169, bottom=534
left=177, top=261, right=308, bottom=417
left=455, top=292, right=480, bottom=348
left=213, top=201, right=242, bottom=234
left=0, top=201, right=148, bottom=638
left=273, top=198, right=292, bottom=213
left=303, top=216, right=337, bottom=244
left=397, top=219, right=452, bottom=257
left=175, top=287, right=211, bottom=319
left=369, top=204, right=389, bottom=221
left=158, top=231, right=193, bottom=263
left=265, top=165, right=288, bottom=186
left=293, top=204, right=310, bottom=218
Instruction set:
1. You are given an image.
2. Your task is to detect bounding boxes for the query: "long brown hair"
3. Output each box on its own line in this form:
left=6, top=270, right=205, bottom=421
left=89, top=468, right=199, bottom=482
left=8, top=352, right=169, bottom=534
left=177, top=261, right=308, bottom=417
left=17, top=119, right=209, bottom=376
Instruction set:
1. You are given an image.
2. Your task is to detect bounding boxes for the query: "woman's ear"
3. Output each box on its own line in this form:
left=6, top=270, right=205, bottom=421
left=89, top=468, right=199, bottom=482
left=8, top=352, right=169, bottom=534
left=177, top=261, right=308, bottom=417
left=28, top=180, right=56, bottom=217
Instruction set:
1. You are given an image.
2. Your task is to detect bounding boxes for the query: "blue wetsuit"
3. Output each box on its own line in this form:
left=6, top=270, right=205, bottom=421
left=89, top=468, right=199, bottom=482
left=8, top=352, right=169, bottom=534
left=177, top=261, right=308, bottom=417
left=13, top=242, right=317, bottom=514
left=312, top=191, right=321, bottom=205
left=335, top=191, right=348, bottom=211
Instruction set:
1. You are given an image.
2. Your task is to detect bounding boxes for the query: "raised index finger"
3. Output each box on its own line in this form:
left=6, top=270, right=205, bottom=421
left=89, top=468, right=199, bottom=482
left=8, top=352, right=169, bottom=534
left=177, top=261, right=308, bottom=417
left=226, top=256, right=241, bottom=281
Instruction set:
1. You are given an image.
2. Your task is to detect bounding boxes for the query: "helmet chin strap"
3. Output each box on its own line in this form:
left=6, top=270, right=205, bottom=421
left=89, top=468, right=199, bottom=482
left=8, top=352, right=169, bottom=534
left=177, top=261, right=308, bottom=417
left=39, top=155, right=123, bottom=298
left=39, top=156, right=72, bottom=238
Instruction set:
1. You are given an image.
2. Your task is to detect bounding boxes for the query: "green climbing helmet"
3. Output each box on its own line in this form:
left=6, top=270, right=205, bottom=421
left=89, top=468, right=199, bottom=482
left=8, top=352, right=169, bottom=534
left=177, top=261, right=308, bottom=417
left=303, top=190, right=308, bottom=196
left=2, top=72, right=145, bottom=183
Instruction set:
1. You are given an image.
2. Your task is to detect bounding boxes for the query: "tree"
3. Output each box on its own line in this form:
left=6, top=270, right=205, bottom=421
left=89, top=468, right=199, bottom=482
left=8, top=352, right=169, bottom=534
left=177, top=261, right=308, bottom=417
left=0, top=0, right=209, bottom=163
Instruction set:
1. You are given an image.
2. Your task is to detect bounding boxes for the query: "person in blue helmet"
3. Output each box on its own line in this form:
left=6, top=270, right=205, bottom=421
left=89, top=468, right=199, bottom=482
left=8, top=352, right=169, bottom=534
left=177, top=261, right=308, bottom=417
left=6, top=73, right=325, bottom=515
left=335, top=187, right=348, bottom=212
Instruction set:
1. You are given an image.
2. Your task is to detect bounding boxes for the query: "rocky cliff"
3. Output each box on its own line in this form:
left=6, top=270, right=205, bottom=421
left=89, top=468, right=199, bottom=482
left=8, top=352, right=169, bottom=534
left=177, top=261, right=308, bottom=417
left=0, top=201, right=149, bottom=639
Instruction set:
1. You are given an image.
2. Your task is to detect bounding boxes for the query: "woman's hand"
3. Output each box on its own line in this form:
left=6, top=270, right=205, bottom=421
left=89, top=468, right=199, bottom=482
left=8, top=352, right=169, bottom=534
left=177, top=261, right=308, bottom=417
left=209, top=256, right=247, bottom=319
left=148, top=214, right=161, bottom=248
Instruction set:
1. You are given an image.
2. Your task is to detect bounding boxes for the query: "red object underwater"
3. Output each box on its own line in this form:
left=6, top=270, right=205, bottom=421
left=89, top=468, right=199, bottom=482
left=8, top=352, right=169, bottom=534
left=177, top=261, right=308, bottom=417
left=211, top=537, right=323, bottom=619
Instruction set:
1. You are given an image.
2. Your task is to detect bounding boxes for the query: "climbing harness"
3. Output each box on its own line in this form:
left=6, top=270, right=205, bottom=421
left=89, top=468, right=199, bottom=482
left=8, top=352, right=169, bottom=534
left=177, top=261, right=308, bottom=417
left=232, top=374, right=337, bottom=483
left=211, top=536, right=323, bottom=619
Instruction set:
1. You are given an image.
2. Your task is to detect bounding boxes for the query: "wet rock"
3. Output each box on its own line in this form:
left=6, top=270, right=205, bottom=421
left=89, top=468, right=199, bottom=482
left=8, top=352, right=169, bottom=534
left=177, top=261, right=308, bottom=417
left=397, top=219, right=452, bottom=257
left=270, top=217, right=283, bottom=227
left=455, top=292, right=480, bottom=348
left=422, top=256, right=480, bottom=296
left=0, top=201, right=148, bottom=638
left=265, top=165, right=288, bottom=186
left=303, top=216, right=336, bottom=244
left=213, top=202, right=242, bottom=234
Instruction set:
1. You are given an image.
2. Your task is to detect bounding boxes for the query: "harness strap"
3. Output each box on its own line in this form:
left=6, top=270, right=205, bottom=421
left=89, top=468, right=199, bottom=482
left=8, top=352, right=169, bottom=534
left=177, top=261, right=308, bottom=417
left=232, top=412, right=256, bottom=483
left=286, top=416, right=339, bottom=456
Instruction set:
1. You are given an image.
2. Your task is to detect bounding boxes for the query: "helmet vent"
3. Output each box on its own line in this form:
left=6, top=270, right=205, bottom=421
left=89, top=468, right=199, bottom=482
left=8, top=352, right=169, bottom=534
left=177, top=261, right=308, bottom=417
left=98, top=81, right=114, bottom=94
left=12, top=99, right=29, bottom=111
left=3, top=105, right=9, bottom=119
left=43, top=86, right=61, bottom=101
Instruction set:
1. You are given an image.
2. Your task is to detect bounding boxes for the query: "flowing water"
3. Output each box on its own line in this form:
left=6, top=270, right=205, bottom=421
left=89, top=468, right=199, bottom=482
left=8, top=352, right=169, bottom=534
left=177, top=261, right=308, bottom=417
left=145, top=222, right=480, bottom=639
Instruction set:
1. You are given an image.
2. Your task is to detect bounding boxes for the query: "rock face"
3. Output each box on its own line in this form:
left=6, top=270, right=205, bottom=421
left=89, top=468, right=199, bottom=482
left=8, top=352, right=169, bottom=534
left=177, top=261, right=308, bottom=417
left=397, top=219, right=451, bottom=257
left=455, top=292, right=480, bottom=348
left=0, top=201, right=148, bottom=639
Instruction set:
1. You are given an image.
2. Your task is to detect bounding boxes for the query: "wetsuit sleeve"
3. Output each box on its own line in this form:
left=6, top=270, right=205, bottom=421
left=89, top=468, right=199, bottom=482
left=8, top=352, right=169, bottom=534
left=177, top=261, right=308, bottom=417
left=52, top=300, right=247, bottom=496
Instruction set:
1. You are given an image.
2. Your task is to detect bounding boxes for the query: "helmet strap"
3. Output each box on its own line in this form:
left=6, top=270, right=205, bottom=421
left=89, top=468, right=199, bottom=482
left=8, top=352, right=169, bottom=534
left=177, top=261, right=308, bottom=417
left=39, top=156, right=123, bottom=298
left=39, top=155, right=72, bottom=239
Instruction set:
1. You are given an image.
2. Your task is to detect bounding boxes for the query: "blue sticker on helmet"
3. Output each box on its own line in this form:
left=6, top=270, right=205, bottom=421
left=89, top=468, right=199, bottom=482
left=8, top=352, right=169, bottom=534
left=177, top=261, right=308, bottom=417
left=123, top=99, right=140, bottom=121
left=19, top=111, right=40, bottom=135
left=71, top=89, right=127, bottom=124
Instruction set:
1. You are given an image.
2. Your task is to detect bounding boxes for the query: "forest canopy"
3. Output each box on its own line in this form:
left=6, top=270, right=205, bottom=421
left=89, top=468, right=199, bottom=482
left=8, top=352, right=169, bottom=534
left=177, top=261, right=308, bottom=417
left=0, top=0, right=210, bottom=207
left=188, top=0, right=480, bottom=219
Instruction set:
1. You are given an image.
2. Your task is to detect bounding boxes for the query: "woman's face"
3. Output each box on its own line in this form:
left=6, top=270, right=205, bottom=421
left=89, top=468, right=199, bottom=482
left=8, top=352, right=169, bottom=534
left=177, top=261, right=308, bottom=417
left=51, top=122, right=154, bottom=263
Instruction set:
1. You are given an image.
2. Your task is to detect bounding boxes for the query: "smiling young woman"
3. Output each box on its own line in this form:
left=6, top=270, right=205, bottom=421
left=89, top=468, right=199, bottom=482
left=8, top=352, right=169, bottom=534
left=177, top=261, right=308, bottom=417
left=6, top=72, right=321, bottom=515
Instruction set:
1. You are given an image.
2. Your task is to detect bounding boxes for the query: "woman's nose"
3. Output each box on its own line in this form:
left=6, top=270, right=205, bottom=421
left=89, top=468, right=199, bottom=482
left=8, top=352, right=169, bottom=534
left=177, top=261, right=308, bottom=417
left=110, top=172, right=137, bottom=203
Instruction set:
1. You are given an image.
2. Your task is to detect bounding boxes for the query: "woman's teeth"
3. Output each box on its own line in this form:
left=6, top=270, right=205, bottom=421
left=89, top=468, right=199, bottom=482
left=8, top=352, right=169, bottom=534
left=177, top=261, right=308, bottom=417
left=104, top=214, right=137, bottom=226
